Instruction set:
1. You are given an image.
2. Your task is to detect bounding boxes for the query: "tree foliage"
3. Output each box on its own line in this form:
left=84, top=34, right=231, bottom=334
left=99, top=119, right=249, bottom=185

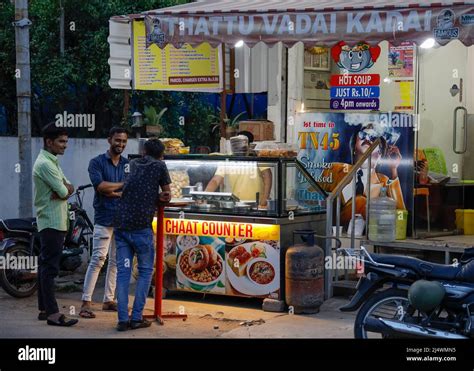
left=0, top=0, right=195, bottom=138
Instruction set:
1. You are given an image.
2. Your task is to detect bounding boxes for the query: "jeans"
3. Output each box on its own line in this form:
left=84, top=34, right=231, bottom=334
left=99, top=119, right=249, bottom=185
left=115, top=228, right=154, bottom=323
left=37, top=228, right=66, bottom=316
left=81, top=225, right=117, bottom=303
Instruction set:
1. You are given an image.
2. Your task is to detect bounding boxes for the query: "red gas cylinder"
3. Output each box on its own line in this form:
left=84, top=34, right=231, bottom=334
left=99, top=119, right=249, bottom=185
left=285, top=231, right=324, bottom=314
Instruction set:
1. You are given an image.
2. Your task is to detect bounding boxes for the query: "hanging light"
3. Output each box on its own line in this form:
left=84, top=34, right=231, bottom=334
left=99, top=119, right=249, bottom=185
left=234, top=40, right=244, bottom=48
left=420, top=38, right=435, bottom=49
left=131, top=111, right=143, bottom=128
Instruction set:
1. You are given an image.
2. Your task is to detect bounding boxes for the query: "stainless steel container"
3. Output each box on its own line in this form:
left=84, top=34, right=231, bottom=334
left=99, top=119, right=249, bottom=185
left=219, top=201, right=235, bottom=209
left=182, top=186, right=197, bottom=197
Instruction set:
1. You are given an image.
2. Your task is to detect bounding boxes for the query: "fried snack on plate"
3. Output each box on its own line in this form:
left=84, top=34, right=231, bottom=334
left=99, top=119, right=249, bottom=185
left=188, top=245, right=209, bottom=272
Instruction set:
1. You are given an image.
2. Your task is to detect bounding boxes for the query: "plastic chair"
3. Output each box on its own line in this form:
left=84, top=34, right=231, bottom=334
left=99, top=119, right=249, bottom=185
left=414, top=149, right=431, bottom=234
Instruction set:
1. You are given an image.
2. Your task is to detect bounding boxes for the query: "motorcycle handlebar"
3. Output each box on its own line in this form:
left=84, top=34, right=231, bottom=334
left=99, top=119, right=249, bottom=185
left=77, top=184, right=93, bottom=191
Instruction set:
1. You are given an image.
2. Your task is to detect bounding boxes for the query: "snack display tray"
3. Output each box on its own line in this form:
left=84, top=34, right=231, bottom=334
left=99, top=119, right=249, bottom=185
left=190, top=191, right=240, bottom=202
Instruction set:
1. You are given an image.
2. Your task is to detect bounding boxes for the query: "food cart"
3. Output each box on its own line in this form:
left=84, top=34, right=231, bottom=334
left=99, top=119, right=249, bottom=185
left=142, top=155, right=327, bottom=302
left=111, top=1, right=474, bottom=304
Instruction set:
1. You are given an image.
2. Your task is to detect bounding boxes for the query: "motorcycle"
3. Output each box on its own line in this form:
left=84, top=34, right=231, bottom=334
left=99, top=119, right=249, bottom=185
left=339, top=246, right=474, bottom=339
left=0, top=184, right=94, bottom=298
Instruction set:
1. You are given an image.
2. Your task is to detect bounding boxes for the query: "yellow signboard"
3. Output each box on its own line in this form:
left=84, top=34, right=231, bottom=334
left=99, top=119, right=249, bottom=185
left=132, top=20, right=222, bottom=91
left=158, top=218, right=281, bottom=298
left=394, top=80, right=415, bottom=111
left=161, top=218, right=280, bottom=240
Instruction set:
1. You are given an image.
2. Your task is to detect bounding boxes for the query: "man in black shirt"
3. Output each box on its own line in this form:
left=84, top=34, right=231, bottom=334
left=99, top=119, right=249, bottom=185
left=114, top=139, right=171, bottom=331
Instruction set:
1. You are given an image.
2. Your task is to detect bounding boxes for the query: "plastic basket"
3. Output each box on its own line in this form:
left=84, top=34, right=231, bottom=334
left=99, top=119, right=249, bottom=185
left=455, top=209, right=474, bottom=235
left=395, top=209, right=408, bottom=240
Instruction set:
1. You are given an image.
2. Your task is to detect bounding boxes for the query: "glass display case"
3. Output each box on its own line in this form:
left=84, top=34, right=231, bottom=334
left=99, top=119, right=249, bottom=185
left=154, top=155, right=327, bottom=301
left=126, top=154, right=328, bottom=302
left=163, top=155, right=327, bottom=217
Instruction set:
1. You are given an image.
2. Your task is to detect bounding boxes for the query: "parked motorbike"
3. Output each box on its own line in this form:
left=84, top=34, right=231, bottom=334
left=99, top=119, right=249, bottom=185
left=0, top=184, right=94, bottom=298
left=339, top=246, right=474, bottom=339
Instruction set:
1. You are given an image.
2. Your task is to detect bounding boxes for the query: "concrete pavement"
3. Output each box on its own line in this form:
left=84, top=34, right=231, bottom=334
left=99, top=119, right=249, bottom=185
left=0, top=276, right=355, bottom=339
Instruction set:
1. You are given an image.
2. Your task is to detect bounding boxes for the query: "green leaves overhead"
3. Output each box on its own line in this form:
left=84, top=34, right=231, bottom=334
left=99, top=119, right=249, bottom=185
left=0, top=0, right=190, bottom=136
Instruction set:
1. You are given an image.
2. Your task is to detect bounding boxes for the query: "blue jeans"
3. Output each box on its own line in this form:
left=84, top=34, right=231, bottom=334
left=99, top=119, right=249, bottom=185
left=115, top=228, right=154, bottom=323
left=82, top=225, right=117, bottom=303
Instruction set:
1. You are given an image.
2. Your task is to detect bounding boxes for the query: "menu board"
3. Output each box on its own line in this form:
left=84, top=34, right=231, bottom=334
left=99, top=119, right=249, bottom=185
left=394, top=81, right=415, bottom=111
left=161, top=219, right=281, bottom=299
left=132, top=20, right=222, bottom=92
left=388, top=42, right=415, bottom=78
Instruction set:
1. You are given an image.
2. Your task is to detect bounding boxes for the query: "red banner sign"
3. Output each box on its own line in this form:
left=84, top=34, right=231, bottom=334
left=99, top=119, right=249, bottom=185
left=330, top=74, right=380, bottom=86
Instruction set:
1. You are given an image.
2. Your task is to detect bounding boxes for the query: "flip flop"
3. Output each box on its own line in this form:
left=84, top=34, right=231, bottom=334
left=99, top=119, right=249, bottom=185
left=47, top=314, right=78, bottom=327
left=79, top=308, right=96, bottom=318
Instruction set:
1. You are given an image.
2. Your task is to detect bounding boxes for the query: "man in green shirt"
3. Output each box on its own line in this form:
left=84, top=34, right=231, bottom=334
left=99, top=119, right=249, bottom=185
left=33, top=123, right=78, bottom=327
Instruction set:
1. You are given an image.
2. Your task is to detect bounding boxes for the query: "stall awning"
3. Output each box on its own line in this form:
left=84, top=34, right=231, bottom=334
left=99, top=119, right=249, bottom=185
left=136, top=0, right=474, bottom=48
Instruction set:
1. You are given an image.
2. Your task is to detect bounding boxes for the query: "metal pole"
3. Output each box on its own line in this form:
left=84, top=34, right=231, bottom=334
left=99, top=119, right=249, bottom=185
left=14, top=0, right=33, bottom=218
left=220, top=44, right=227, bottom=139
left=59, top=0, right=65, bottom=56
left=366, top=155, right=372, bottom=240
left=351, top=173, right=357, bottom=248
left=325, top=197, right=333, bottom=299
left=335, top=196, right=341, bottom=282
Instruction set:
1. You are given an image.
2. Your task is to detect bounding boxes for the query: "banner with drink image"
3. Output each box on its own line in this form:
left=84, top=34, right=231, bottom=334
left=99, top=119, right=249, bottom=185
left=294, top=112, right=414, bottom=227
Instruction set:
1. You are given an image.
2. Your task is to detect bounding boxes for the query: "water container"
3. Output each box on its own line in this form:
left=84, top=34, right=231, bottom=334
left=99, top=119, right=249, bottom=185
left=348, top=214, right=365, bottom=237
left=368, top=187, right=396, bottom=242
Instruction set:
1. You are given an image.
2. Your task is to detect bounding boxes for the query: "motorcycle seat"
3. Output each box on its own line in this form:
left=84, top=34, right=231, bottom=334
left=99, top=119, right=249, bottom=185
left=371, top=254, right=461, bottom=280
left=0, top=218, right=37, bottom=233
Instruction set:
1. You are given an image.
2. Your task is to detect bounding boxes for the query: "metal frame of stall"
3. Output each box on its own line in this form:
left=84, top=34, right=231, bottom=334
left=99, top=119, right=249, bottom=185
left=111, top=1, right=474, bottom=304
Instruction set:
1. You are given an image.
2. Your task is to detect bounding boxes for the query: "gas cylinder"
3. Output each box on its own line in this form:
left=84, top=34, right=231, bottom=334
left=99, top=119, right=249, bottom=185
left=285, top=231, right=324, bottom=314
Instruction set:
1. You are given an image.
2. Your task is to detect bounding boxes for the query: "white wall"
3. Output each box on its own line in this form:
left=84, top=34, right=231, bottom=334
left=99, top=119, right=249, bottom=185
left=267, top=43, right=284, bottom=141
left=287, top=42, right=305, bottom=145
left=0, top=137, right=139, bottom=220
left=417, top=41, right=470, bottom=178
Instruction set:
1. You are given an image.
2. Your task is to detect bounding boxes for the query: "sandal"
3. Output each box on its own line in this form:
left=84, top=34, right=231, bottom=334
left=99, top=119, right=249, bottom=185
left=102, top=301, right=118, bottom=311
left=47, top=314, right=78, bottom=327
left=79, top=308, right=96, bottom=319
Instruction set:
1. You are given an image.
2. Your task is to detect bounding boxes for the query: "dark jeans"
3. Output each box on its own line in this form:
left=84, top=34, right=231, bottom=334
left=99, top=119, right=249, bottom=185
left=115, top=228, right=154, bottom=323
left=37, top=228, right=66, bottom=316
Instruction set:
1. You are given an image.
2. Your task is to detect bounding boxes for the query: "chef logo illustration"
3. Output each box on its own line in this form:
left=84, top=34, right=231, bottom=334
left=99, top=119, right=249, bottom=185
left=434, top=9, right=459, bottom=40
left=331, top=41, right=381, bottom=73
left=437, top=9, right=455, bottom=29
left=147, top=18, right=167, bottom=48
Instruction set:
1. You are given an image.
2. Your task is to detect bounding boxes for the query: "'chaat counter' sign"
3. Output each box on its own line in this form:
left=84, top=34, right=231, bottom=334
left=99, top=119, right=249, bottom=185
left=160, top=219, right=281, bottom=299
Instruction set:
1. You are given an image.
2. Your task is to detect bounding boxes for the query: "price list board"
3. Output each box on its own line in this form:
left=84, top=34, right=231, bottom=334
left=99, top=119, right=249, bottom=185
left=133, top=20, right=222, bottom=92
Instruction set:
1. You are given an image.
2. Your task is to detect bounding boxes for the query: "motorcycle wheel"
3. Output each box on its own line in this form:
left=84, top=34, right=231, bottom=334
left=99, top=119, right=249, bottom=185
left=354, top=288, right=412, bottom=339
left=0, top=244, right=38, bottom=298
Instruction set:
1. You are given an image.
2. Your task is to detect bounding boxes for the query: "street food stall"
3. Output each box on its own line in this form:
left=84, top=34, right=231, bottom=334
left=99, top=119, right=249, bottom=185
left=132, top=154, right=327, bottom=302
left=111, top=0, right=474, bottom=305
left=160, top=155, right=326, bottom=300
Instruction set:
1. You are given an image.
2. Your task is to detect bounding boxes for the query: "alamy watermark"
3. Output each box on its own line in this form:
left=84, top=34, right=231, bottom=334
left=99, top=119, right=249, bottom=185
left=220, top=159, right=258, bottom=179
left=379, top=111, right=421, bottom=131
left=18, top=345, right=55, bottom=365
left=55, top=111, right=95, bottom=132
left=0, top=254, right=38, bottom=273
left=325, top=253, right=364, bottom=274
